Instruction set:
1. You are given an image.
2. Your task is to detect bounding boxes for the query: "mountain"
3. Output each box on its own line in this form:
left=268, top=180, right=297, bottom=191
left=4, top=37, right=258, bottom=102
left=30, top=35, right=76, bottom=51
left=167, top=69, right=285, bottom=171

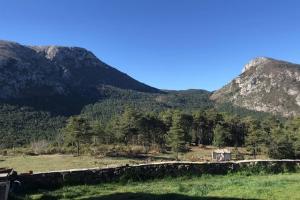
left=2, top=39, right=298, bottom=147
left=0, top=40, right=214, bottom=147
left=211, top=57, right=300, bottom=117
left=0, top=40, right=161, bottom=114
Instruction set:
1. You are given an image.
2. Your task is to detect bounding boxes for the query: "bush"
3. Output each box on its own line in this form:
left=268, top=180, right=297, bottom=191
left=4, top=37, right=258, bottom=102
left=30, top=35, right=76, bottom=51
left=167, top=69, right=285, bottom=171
left=30, top=140, right=50, bottom=155
left=268, top=135, right=295, bottom=159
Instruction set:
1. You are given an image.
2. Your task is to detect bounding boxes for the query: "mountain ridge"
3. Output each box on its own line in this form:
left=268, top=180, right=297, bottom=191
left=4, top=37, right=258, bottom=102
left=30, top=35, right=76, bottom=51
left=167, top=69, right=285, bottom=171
left=2, top=39, right=296, bottom=147
left=1, top=39, right=300, bottom=118
left=211, top=57, right=300, bottom=117
left=0, top=40, right=161, bottom=99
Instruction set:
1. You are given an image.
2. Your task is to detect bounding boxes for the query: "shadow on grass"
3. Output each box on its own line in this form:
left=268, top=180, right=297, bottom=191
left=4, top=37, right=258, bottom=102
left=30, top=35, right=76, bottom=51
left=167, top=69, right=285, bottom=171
left=82, top=193, right=259, bottom=200
left=20, top=193, right=259, bottom=200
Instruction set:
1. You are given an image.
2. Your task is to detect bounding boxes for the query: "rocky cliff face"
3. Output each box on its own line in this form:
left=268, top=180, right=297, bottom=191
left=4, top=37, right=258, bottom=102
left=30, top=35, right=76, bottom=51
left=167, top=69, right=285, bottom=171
left=211, top=57, right=300, bottom=117
left=0, top=40, right=160, bottom=100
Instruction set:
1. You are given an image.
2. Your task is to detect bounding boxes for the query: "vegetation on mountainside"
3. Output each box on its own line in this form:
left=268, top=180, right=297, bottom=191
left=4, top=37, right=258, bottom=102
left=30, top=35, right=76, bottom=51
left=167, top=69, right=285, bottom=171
left=5, top=104, right=294, bottom=160
left=0, top=86, right=278, bottom=150
left=0, top=104, right=66, bottom=148
left=0, top=88, right=213, bottom=147
left=81, top=88, right=214, bottom=123
left=1, top=92, right=299, bottom=160
left=0, top=85, right=297, bottom=162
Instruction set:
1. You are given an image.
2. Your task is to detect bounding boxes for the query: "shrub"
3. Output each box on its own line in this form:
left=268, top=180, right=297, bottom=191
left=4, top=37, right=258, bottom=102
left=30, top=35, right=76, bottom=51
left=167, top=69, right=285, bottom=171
left=30, top=140, right=50, bottom=155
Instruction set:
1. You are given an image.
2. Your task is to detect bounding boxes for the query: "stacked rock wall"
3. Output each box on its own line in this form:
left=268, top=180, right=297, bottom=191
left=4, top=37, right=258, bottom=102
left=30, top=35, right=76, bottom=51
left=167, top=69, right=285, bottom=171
left=16, top=160, right=300, bottom=191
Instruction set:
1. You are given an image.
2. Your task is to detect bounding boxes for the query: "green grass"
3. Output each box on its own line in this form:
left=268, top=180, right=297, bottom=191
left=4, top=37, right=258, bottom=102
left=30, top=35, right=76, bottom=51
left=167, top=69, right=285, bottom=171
left=14, top=173, right=300, bottom=200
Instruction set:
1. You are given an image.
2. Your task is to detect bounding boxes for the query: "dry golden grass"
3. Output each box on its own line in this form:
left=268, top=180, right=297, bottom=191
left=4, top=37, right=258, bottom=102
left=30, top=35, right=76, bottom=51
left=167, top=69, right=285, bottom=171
left=0, top=154, right=144, bottom=173
left=0, top=146, right=266, bottom=173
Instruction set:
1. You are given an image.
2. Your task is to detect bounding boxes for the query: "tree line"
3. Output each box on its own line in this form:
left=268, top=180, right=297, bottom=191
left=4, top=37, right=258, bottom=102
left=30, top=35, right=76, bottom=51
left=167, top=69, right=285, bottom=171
left=62, top=107, right=300, bottom=159
left=0, top=88, right=272, bottom=149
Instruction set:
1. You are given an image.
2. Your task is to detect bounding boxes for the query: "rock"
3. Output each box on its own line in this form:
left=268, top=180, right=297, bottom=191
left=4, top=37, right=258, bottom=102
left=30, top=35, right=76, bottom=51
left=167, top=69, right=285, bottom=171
left=211, top=57, right=300, bottom=117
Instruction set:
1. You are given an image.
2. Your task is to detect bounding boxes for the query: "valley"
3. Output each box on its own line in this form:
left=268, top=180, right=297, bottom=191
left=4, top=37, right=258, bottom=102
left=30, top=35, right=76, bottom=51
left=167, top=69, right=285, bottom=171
left=2, top=1, right=300, bottom=200
left=0, top=40, right=299, bottom=200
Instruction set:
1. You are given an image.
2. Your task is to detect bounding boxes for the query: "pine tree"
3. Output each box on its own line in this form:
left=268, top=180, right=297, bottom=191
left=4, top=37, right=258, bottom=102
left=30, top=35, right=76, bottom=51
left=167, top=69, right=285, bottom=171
left=114, top=107, right=142, bottom=145
left=213, top=124, right=230, bottom=148
left=138, top=114, right=167, bottom=152
left=245, top=129, right=264, bottom=159
left=268, top=128, right=294, bottom=159
left=92, top=122, right=107, bottom=144
left=192, top=111, right=206, bottom=145
left=167, top=111, right=186, bottom=160
left=63, top=116, right=92, bottom=156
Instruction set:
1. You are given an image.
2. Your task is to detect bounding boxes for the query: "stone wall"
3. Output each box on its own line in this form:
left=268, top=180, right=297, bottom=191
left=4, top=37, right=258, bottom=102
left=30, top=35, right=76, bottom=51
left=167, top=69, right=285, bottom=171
left=16, top=160, right=300, bottom=191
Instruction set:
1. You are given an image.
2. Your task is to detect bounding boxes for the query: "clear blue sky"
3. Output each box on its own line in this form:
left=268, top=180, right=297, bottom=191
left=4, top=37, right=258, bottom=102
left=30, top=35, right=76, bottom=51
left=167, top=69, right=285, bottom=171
left=0, top=0, right=300, bottom=91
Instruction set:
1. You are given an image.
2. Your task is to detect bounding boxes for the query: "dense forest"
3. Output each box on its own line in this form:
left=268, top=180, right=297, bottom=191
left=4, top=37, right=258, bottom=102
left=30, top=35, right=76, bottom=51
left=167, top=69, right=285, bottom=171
left=0, top=88, right=211, bottom=147
left=70, top=107, right=299, bottom=159
left=0, top=87, right=277, bottom=149
left=2, top=100, right=299, bottom=159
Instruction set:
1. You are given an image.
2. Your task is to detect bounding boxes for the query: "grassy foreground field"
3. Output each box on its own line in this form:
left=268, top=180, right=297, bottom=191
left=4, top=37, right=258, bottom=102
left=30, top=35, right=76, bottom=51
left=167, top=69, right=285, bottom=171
left=1, top=146, right=265, bottom=173
left=0, top=155, right=145, bottom=173
left=13, top=172, right=300, bottom=200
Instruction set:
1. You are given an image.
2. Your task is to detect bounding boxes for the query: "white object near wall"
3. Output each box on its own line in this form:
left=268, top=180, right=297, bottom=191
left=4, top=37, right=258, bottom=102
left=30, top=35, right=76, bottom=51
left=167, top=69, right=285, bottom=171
left=212, top=149, right=232, bottom=161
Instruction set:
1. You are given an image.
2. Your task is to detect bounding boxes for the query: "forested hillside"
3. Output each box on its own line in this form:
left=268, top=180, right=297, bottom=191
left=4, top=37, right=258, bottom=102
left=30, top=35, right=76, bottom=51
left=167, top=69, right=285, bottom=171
left=0, top=83, right=278, bottom=149
left=0, top=87, right=214, bottom=147
left=0, top=40, right=298, bottom=151
left=81, top=88, right=214, bottom=123
left=52, top=107, right=300, bottom=159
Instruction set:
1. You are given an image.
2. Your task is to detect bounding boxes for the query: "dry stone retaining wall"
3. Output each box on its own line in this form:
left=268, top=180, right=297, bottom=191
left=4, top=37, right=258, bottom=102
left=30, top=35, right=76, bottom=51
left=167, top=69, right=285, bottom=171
left=16, top=160, right=300, bottom=191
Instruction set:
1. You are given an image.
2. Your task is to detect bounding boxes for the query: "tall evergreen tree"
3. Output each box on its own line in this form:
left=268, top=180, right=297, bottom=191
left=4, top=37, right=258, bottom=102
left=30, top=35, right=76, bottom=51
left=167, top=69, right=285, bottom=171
left=92, top=122, right=108, bottom=144
left=192, top=111, right=207, bottom=145
left=179, top=113, right=193, bottom=145
left=138, top=113, right=167, bottom=152
left=243, top=117, right=265, bottom=158
left=114, top=107, right=142, bottom=145
left=63, top=116, right=92, bottom=156
left=223, top=114, right=246, bottom=146
left=267, top=127, right=295, bottom=159
left=213, top=124, right=230, bottom=148
left=245, top=129, right=264, bottom=159
left=167, top=111, right=186, bottom=160
left=205, top=109, right=224, bottom=144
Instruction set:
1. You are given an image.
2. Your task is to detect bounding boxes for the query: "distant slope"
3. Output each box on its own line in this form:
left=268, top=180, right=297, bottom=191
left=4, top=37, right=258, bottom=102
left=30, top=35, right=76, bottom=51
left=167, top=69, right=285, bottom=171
left=1, top=39, right=296, bottom=147
left=0, top=40, right=162, bottom=147
left=0, top=86, right=214, bottom=147
left=0, top=40, right=161, bottom=115
left=0, top=40, right=215, bottom=147
left=81, top=87, right=213, bottom=123
left=211, top=57, right=300, bottom=117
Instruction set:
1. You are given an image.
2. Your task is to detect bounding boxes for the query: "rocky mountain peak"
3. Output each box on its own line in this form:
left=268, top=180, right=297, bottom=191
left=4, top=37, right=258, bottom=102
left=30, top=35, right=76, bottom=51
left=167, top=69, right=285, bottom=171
left=211, top=57, right=300, bottom=117
left=31, top=45, right=61, bottom=60
left=0, top=40, right=160, bottom=100
left=30, top=45, right=98, bottom=64
left=242, top=57, right=273, bottom=73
